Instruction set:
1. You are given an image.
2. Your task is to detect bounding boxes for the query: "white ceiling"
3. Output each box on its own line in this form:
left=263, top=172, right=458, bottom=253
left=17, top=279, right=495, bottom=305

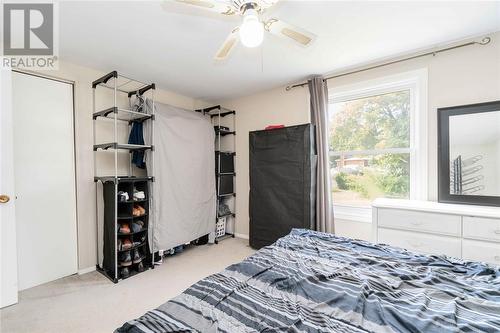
left=59, top=1, right=500, bottom=101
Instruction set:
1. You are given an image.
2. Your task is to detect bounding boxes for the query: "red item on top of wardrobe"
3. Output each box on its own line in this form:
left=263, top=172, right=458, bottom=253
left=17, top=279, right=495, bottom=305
left=265, top=125, right=285, bottom=130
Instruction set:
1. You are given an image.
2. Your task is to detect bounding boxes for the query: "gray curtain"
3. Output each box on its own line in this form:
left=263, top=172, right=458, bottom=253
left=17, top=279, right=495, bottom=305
left=308, top=76, right=334, bottom=233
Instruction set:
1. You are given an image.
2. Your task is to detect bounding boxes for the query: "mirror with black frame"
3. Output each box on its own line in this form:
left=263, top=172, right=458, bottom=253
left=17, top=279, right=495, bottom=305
left=438, top=100, right=500, bottom=207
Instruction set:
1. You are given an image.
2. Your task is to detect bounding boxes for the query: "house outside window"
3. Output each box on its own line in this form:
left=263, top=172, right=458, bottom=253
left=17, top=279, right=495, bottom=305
left=328, top=70, right=428, bottom=222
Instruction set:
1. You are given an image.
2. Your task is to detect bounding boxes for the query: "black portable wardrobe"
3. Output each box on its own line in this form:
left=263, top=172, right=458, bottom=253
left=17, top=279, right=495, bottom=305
left=249, top=124, right=317, bottom=249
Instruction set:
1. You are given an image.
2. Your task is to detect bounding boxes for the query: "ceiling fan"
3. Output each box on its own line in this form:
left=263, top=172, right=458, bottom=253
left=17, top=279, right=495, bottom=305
left=162, top=0, right=316, bottom=61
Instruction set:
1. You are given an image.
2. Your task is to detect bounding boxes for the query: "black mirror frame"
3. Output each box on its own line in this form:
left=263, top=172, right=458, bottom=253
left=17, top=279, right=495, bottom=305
left=438, top=100, right=500, bottom=207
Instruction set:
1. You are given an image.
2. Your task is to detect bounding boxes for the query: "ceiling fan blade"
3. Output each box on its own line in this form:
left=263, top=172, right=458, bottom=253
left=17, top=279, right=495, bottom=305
left=214, top=27, right=239, bottom=61
left=265, top=18, right=316, bottom=47
left=259, top=0, right=281, bottom=10
left=163, top=0, right=236, bottom=15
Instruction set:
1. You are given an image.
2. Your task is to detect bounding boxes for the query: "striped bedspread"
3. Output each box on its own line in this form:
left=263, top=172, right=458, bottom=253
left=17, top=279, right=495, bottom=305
left=116, top=229, right=500, bottom=333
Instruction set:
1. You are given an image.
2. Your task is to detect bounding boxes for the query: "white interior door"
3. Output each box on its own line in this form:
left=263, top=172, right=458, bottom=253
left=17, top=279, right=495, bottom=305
left=1, top=70, right=19, bottom=308
left=12, top=71, right=78, bottom=291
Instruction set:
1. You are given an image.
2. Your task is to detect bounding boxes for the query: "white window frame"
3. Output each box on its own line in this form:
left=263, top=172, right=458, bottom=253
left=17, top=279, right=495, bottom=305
left=329, top=69, right=428, bottom=223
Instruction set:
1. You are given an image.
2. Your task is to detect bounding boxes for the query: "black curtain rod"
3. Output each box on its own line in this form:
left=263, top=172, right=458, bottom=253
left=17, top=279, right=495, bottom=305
left=285, top=36, right=491, bottom=91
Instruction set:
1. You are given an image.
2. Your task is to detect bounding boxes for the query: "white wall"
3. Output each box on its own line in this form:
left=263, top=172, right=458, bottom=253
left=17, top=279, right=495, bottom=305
left=221, top=32, right=500, bottom=240
left=36, top=62, right=203, bottom=271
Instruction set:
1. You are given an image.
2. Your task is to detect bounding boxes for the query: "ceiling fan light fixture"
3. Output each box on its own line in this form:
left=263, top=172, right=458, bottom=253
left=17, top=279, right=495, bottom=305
left=165, top=0, right=316, bottom=61
left=239, top=8, right=264, bottom=48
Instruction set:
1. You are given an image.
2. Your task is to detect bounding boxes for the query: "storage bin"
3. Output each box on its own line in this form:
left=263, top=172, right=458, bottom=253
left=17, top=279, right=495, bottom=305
left=215, top=217, right=227, bottom=238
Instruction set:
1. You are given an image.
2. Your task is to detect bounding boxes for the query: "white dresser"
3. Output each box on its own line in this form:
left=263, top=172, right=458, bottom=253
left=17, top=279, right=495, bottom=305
left=372, top=199, right=500, bottom=266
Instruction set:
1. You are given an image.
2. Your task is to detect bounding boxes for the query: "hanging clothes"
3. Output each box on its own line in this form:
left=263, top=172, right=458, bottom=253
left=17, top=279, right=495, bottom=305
left=128, top=122, right=145, bottom=168
left=128, top=96, right=146, bottom=169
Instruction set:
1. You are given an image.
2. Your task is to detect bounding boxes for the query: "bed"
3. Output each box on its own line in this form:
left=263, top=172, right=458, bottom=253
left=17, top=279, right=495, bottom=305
left=116, top=229, right=500, bottom=333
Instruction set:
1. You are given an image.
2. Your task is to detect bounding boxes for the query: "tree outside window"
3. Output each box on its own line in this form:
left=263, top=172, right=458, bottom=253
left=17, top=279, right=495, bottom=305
left=329, top=90, right=411, bottom=207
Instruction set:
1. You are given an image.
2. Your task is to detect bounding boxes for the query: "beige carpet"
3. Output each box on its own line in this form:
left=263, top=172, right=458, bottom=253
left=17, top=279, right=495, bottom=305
left=1, top=238, right=254, bottom=333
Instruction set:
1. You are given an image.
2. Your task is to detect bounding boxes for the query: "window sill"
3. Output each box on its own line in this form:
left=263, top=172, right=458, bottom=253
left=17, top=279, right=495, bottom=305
left=333, top=205, right=372, bottom=223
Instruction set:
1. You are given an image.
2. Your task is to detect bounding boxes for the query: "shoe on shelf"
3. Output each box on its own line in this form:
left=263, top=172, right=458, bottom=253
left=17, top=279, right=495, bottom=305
left=132, top=206, right=139, bottom=217
left=120, top=267, right=130, bottom=278
left=133, top=205, right=145, bottom=217
left=153, top=252, right=163, bottom=265
left=131, top=220, right=144, bottom=233
left=137, top=261, right=145, bottom=272
left=119, top=251, right=132, bottom=267
left=118, top=238, right=133, bottom=251
left=117, top=191, right=129, bottom=202
left=119, top=223, right=130, bottom=234
left=133, top=188, right=145, bottom=201
left=132, top=234, right=146, bottom=247
left=132, top=249, right=143, bottom=264
left=133, top=238, right=145, bottom=247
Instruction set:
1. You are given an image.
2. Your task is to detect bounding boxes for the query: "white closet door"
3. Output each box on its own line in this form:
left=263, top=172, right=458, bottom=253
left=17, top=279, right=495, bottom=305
left=12, top=72, right=77, bottom=290
left=1, top=70, right=18, bottom=307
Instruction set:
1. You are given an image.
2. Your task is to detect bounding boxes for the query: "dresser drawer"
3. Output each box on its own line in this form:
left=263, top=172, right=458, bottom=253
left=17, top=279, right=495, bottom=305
left=378, top=228, right=461, bottom=258
left=463, top=216, right=500, bottom=243
left=377, top=208, right=462, bottom=237
left=462, top=239, right=500, bottom=266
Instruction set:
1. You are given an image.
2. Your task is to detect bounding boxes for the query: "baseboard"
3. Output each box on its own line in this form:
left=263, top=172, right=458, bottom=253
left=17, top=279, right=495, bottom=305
left=234, top=233, right=249, bottom=240
left=78, top=266, right=96, bottom=275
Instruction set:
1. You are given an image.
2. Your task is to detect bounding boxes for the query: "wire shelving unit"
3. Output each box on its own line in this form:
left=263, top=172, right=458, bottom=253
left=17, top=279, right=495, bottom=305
left=92, top=71, right=156, bottom=283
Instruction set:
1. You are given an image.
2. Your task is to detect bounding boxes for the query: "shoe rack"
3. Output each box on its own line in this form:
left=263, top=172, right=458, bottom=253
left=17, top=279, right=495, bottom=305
left=92, top=71, right=156, bottom=283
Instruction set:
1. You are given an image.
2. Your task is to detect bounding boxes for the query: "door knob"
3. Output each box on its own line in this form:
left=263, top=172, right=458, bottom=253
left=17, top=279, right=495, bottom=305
left=0, top=195, right=10, bottom=203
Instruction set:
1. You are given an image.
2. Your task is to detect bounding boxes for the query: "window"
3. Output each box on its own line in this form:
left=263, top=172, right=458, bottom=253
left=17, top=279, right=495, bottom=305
left=328, top=70, right=427, bottom=221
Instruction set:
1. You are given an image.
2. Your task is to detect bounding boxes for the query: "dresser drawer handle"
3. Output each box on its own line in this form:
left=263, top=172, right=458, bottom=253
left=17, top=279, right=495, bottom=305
left=494, top=230, right=500, bottom=235
left=411, top=221, right=423, bottom=226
